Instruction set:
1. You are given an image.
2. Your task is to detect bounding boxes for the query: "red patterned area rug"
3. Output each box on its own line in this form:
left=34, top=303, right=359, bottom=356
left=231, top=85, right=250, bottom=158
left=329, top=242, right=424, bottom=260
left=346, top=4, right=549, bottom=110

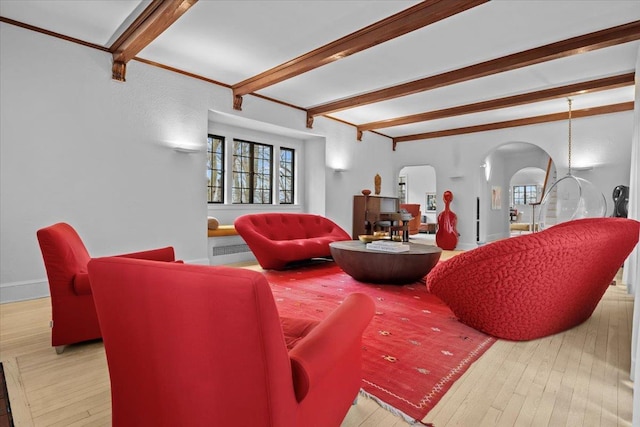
left=263, top=262, right=495, bottom=424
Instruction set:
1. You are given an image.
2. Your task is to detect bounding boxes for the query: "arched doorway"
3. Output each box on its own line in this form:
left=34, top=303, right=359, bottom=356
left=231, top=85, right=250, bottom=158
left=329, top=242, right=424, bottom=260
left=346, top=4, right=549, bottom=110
left=398, top=165, right=437, bottom=239
left=509, top=166, right=548, bottom=234
left=478, top=142, right=553, bottom=243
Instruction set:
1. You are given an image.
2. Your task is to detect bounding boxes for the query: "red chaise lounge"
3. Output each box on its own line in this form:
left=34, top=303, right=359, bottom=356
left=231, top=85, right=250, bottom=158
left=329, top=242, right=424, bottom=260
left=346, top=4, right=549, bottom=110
left=234, top=213, right=351, bottom=270
left=87, top=257, right=374, bottom=426
left=427, top=217, right=640, bottom=341
left=37, top=222, right=178, bottom=353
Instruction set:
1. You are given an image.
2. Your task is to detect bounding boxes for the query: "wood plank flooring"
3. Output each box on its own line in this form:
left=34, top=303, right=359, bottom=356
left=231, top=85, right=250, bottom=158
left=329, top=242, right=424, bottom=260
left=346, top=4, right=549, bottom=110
left=0, top=267, right=633, bottom=426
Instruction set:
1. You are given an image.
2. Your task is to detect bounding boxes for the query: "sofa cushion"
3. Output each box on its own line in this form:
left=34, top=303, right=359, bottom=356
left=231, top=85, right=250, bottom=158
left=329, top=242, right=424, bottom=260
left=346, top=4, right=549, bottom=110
left=207, top=217, right=220, bottom=230
left=280, top=317, right=320, bottom=349
left=207, top=225, right=238, bottom=237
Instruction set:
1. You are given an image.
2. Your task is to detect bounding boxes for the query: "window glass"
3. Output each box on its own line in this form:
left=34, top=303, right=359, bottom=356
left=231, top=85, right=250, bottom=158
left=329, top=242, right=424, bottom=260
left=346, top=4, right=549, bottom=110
left=232, top=139, right=273, bottom=204
left=513, top=185, right=538, bottom=205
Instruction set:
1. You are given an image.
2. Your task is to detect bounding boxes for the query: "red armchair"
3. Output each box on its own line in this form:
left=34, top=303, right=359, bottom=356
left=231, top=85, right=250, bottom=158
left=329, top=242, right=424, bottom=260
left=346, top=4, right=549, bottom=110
left=427, top=218, right=640, bottom=340
left=234, top=213, right=351, bottom=270
left=87, top=257, right=374, bottom=426
left=400, top=203, right=421, bottom=235
left=36, top=222, right=177, bottom=353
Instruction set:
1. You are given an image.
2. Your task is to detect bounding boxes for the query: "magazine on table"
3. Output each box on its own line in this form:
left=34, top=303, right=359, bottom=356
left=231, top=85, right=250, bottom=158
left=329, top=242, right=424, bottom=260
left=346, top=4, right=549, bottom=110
left=365, top=240, right=410, bottom=252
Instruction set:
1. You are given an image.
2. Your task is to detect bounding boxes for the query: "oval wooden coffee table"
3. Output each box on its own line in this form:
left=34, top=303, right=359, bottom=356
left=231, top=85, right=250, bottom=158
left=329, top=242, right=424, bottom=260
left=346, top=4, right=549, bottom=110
left=329, top=240, right=442, bottom=284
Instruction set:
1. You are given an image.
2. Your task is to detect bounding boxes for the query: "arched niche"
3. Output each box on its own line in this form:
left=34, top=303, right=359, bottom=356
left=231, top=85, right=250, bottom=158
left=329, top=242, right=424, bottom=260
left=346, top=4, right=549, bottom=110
left=510, top=167, right=548, bottom=226
left=398, top=165, right=437, bottom=225
left=477, top=142, right=553, bottom=243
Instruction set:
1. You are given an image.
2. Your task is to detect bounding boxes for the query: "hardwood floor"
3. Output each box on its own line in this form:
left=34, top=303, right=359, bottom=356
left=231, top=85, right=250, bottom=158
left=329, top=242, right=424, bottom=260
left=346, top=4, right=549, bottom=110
left=0, top=267, right=632, bottom=426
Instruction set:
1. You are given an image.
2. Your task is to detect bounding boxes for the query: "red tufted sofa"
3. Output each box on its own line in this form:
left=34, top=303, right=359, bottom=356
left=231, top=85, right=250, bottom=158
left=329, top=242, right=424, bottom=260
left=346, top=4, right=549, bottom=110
left=234, top=213, right=351, bottom=270
left=427, top=218, right=640, bottom=341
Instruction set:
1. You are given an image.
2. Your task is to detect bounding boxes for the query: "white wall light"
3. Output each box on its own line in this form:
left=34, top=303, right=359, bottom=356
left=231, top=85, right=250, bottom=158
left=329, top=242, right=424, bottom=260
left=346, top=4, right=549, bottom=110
left=173, top=144, right=203, bottom=153
left=483, top=161, right=492, bottom=181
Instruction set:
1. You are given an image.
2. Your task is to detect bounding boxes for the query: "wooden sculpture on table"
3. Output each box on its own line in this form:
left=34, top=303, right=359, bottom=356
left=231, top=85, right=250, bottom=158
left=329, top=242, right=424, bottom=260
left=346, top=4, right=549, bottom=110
left=436, top=190, right=458, bottom=250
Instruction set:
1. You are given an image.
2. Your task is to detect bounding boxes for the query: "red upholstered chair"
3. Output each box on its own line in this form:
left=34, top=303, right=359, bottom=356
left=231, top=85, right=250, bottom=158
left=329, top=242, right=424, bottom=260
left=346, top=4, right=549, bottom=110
left=87, top=257, right=374, bottom=427
left=427, top=218, right=640, bottom=341
left=400, top=203, right=421, bottom=235
left=234, top=213, right=351, bottom=270
left=36, top=222, right=178, bottom=353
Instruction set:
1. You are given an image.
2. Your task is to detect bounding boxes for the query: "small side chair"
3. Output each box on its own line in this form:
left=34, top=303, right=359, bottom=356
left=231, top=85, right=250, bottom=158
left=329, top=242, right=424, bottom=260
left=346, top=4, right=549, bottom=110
left=37, top=222, right=178, bottom=353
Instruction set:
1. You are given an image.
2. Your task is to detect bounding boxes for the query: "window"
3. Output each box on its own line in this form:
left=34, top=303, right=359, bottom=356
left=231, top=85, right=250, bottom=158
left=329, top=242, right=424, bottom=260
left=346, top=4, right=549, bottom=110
left=513, top=185, right=538, bottom=205
left=232, top=139, right=273, bottom=204
left=398, top=175, right=407, bottom=204
left=279, top=147, right=294, bottom=204
left=207, top=134, right=224, bottom=203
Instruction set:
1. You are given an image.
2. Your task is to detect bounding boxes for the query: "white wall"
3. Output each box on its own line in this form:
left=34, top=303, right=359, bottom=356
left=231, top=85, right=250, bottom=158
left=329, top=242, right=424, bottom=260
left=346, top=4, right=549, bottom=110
left=317, top=116, right=395, bottom=236
left=1, top=24, right=214, bottom=301
left=1, top=21, right=636, bottom=301
left=628, top=44, right=639, bottom=427
left=390, top=112, right=635, bottom=249
left=0, top=22, right=390, bottom=301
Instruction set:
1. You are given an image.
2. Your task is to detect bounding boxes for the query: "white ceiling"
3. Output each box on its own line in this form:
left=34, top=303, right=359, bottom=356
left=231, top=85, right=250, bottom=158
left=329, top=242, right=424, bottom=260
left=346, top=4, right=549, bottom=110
left=1, top=0, right=638, bottom=142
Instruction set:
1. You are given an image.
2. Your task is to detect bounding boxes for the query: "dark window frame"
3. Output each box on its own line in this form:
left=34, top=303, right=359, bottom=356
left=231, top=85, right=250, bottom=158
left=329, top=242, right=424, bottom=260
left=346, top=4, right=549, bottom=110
left=207, top=134, right=224, bottom=204
left=512, top=184, right=538, bottom=205
left=232, top=139, right=273, bottom=204
left=279, top=147, right=295, bottom=204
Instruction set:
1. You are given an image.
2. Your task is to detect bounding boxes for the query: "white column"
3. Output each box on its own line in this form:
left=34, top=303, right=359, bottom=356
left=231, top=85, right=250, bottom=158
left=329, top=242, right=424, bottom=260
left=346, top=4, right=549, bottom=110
left=629, top=44, right=640, bottom=427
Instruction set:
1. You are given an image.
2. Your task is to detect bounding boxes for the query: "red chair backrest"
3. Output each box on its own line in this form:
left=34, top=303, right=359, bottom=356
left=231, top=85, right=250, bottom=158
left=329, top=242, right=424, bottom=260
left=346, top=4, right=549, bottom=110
left=37, top=222, right=91, bottom=296
left=88, top=257, right=298, bottom=426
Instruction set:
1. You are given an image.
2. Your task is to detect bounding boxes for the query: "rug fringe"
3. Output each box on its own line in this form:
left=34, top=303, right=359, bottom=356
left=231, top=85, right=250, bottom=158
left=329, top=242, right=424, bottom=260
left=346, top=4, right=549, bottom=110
left=358, top=389, right=433, bottom=426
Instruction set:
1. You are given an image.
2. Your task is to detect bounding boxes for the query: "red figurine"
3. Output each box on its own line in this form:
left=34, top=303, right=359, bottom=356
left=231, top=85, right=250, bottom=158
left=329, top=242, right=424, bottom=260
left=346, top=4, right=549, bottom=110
left=436, top=190, right=458, bottom=250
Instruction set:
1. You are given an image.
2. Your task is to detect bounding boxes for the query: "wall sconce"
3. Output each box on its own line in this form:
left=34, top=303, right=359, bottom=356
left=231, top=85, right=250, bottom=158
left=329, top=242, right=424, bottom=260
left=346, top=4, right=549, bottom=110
left=173, top=145, right=203, bottom=154
left=333, top=168, right=347, bottom=173
left=483, top=161, right=491, bottom=182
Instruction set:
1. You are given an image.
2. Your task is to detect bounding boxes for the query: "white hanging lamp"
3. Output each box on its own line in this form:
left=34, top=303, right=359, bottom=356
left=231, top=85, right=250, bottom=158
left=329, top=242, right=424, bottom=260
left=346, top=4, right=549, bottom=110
left=537, top=98, right=606, bottom=230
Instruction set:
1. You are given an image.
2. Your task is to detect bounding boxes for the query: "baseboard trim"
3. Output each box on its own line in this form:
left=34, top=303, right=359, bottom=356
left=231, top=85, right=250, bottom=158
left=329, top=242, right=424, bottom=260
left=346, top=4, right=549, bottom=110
left=0, top=279, right=49, bottom=303
left=0, top=258, right=223, bottom=304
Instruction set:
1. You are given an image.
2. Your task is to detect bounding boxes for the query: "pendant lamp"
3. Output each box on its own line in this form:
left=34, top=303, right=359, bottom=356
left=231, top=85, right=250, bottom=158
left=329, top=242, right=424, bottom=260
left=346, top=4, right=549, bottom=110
left=537, top=99, right=606, bottom=230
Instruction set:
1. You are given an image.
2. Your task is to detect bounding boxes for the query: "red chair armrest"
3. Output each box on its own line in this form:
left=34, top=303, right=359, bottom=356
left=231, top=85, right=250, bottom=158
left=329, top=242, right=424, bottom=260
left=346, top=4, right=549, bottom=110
left=116, top=246, right=176, bottom=262
left=72, top=272, right=92, bottom=295
left=288, top=293, right=374, bottom=401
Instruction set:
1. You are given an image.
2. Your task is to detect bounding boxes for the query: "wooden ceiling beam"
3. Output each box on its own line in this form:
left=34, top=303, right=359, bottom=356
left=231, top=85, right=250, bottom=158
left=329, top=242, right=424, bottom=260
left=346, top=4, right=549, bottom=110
left=357, top=72, right=635, bottom=139
left=231, top=0, right=487, bottom=110
left=308, top=20, right=640, bottom=124
left=110, top=0, right=198, bottom=82
left=392, top=101, right=634, bottom=145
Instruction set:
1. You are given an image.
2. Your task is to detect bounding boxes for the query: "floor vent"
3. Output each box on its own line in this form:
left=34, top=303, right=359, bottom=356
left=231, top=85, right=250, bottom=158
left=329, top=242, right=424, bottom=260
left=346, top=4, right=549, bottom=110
left=212, top=244, right=251, bottom=256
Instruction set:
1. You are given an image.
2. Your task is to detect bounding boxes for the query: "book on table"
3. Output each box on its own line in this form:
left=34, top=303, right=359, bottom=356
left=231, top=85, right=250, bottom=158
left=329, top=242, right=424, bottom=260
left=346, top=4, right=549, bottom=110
left=366, top=241, right=410, bottom=252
